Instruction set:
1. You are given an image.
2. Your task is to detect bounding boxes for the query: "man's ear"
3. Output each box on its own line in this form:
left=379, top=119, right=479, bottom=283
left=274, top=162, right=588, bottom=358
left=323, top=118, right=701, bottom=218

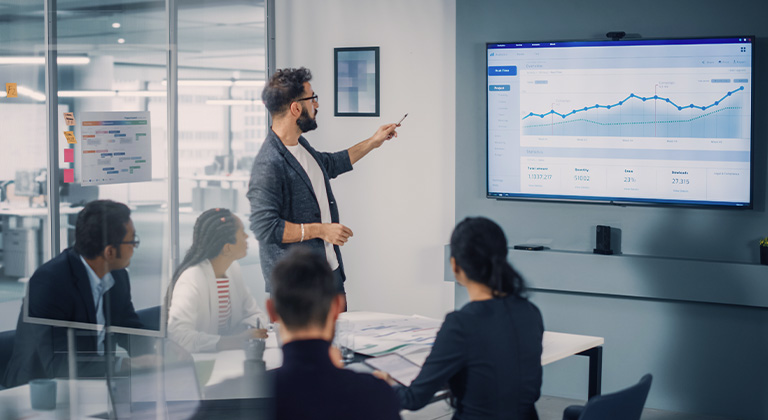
left=104, top=245, right=117, bottom=261
left=266, top=298, right=280, bottom=323
left=289, top=101, right=302, bottom=117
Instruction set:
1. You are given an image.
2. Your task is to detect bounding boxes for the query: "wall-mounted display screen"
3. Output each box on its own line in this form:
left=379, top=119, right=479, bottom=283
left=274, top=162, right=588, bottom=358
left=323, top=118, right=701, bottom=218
left=487, top=37, right=754, bottom=207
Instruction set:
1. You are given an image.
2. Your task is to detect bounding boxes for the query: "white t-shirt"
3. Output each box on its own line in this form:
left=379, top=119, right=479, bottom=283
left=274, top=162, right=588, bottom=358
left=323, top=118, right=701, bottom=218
left=285, top=143, right=340, bottom=271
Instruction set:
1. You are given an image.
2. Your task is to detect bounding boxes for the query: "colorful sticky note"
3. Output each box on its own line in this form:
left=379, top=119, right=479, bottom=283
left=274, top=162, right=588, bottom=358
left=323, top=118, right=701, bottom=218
left=64, top=131, right=77, bottom=144
left=5, top=83, right=17, bottom=98
left=63, top=169, right=74, bottom=183
left=63, top=112, right=76, bottom=126
left=64, top=148, right=74, bottom=163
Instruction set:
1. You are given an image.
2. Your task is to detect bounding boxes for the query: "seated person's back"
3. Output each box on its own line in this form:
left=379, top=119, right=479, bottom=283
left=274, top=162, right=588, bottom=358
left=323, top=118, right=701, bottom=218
left=381, top=217, right=543, bottom=420
left=266, top=247, right=400, bottom=420
left=431, top=295, right=542, bottom=418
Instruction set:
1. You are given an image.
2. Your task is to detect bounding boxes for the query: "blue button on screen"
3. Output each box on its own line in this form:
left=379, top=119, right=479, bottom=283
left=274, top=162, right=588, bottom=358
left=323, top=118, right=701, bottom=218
left=488, top=66, right=517, bottom=76
left=489, top=85, right=511, bottom=91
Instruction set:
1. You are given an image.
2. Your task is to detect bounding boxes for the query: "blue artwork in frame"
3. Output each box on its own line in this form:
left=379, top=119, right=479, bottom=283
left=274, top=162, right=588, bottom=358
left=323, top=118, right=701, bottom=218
left=334, top=46, right=380, bottom=117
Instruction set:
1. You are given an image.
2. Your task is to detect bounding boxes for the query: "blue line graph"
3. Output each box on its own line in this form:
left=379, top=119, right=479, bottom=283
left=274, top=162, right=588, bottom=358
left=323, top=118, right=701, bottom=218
left=522, top=86, right=745, bottom=120
left=521, top=87, right=748, bottom=139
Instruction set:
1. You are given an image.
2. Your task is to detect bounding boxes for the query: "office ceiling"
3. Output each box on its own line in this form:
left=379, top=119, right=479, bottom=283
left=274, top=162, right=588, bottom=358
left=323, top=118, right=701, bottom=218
left=0, top=0, right=265, bottom=72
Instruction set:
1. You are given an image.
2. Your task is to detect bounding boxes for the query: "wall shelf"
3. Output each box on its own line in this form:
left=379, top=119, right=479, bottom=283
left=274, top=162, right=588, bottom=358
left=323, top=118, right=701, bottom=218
left=509, top=248, right=768, bottom=309
left=445, top=245, right=768, bottom=308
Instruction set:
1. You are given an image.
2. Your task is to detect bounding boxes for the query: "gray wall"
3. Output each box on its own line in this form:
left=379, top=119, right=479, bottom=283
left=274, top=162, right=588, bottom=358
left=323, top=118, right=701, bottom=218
left=456, top=0, right=768, bottom=418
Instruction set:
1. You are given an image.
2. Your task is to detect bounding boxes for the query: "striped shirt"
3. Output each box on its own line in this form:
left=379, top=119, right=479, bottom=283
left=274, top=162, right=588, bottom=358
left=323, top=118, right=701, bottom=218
left=216, top=277, right=232, bottom=331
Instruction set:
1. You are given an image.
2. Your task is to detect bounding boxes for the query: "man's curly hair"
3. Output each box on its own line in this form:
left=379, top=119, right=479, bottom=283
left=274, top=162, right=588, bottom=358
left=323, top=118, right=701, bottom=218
left=262, top=67, right=313, bottom=115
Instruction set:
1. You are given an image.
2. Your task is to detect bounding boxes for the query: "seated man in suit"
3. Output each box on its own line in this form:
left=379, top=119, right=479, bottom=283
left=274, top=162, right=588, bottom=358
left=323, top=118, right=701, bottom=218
left=266, top=247, right=401, bottom=420
left=3, top=200, right=153, bottom=388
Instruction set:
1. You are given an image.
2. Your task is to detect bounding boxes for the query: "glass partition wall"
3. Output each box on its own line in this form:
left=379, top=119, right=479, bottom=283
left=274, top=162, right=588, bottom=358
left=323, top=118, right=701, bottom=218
left=0, top=0, right=270, bottom=416
left=1, top=1, right=269, bottom=314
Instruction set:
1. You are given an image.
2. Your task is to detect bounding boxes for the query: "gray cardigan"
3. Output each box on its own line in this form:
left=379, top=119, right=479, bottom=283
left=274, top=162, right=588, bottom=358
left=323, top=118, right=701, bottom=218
left=247, top=129, right=353, bottom=290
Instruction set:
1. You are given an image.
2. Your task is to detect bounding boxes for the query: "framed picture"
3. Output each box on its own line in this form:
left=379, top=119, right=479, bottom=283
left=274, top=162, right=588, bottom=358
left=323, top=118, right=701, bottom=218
left=334, top=46, right=380, bottom=117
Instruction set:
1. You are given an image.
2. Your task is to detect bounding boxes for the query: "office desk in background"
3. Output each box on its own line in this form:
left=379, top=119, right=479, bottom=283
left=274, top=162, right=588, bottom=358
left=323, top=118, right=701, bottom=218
left=182, top=174, right=250, bottom=214
left=0, top=205, right=82, bottom=278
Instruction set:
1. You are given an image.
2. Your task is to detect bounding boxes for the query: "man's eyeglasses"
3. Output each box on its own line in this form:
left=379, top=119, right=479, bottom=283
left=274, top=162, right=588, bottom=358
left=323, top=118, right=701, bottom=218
left=122, top=234, right=140, bottom=249
left=295, top=94, right=318, bottom=103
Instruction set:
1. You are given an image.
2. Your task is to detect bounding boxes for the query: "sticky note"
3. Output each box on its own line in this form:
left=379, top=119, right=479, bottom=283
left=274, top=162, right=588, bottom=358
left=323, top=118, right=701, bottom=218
left=63, top=169, right=74, bottom=183
left=6, top=83, right=17, bottom=98
left=64, top=148, right=74, bottom=163
left=63, top=112, right=76, bottom=126
left=64, top=131, right=77, bottom=144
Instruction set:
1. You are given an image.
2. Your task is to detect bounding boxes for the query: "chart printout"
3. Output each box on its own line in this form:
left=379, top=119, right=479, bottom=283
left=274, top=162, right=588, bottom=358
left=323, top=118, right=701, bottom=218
left=487, top=38, right=753, bottom=206
left=79, top=111, right=152, bottom=186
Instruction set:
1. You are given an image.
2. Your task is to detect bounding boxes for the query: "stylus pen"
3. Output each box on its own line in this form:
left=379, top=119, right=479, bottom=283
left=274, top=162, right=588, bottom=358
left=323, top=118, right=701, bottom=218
left=397, top=113, right=408, bottom=125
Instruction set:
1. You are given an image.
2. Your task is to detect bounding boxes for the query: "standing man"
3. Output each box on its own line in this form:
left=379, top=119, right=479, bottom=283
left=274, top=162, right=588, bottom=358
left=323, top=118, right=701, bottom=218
left=248, top=67, right=399, bottom=309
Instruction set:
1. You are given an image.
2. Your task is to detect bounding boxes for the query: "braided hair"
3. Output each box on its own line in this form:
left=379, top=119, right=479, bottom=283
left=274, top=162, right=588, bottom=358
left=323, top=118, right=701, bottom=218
left=166, top=208, right=240, bottom=315
left=450, top=216, right=527, bottom=298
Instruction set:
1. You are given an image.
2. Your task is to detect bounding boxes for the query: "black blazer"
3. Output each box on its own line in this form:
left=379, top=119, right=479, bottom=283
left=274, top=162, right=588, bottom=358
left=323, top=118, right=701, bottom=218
left=247, top=129, right=353, bottom=290
left=274, top=339, right=401, bottom=420
left=396, top=296, right=544, bottom=420
left=3, top=248, right=146, bottom=388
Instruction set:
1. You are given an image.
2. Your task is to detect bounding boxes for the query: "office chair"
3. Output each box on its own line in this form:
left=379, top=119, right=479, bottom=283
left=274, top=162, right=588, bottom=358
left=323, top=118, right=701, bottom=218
left=136, top=306, right=161, bottom=331
left=562, top=374, right=652, bottom=420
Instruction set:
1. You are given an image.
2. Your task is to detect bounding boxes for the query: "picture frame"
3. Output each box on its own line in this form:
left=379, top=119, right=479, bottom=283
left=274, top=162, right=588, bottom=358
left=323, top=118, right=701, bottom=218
left=334, top=46, right=380, bottom=117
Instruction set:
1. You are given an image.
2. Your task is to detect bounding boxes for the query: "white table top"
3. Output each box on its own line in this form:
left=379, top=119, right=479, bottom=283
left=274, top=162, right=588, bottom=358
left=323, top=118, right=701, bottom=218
left=193, top=311, right=604, bottom=389
left=542, top=331, right=604, bottom=366
left=0, top=379, right=107, bottom=420
left=340, top=311, right=604, bottom=366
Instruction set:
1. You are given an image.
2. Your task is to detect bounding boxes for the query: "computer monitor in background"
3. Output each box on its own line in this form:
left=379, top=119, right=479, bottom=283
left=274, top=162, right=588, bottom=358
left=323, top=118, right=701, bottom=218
left=237, top=156, right=254, bottom=172
left=214, top=155, right=233, bottom=173
left=14, top=169, right=44, bottom=197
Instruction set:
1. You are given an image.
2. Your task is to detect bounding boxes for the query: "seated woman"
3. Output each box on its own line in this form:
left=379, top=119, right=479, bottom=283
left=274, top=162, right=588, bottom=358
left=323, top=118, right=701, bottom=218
left=375, top=217, right=544, bottom=419
left=167, top=208, right=268, bottom=353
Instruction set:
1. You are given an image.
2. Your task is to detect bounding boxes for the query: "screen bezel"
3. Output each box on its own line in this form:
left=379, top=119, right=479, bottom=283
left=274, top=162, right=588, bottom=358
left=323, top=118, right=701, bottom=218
left=485, top=36, right=755, bottom=209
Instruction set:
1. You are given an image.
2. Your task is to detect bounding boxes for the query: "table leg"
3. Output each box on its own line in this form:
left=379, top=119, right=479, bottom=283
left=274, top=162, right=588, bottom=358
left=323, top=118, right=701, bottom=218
left=577, top=346, right=602, bottom=398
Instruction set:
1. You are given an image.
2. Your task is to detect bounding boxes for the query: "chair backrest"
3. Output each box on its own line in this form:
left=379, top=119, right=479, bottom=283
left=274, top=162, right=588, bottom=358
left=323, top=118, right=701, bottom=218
left=578, top=374, right=653, bottom=420
left=0, top=329, right=16, bottom=387
left=136, top=306, right=161, bottom=331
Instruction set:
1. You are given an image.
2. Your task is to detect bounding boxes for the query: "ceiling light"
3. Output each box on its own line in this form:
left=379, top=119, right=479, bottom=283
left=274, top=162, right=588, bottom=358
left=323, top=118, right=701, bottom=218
left=179, top=80, right=233, bottom=87
left=160, top=79, right=264, bottom=87
left=117, top=90, right=166, bottom=97
left=58, top=90, right=117, bottom=98
left=17, top=86, right=46, bottom=101
left=112, top=22, right=121, bottom=29
left=232, top=80, right=265, bottom=87
left=0, top=56, right=91, bottom=65
left=117, top=38, right=125, bottom=44
left=206, top=99, right=257, bottom=106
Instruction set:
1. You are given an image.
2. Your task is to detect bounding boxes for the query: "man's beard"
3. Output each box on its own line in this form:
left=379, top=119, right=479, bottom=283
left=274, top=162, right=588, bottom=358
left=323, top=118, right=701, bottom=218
left=297, top=107, right=318, bottom=133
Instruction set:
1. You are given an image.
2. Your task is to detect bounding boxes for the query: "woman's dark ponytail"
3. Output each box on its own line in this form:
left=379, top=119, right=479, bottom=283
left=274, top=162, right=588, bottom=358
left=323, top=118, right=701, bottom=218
left=488, top=254, right=506, bottom=295
left=450, top=217, right=527, bottom=299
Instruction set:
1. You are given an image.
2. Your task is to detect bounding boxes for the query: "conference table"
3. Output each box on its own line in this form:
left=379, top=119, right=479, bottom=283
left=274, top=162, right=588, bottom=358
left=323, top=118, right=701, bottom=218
left=198, top=311, right=604, bottom=399
left=0, top=311, right=603, bottom=419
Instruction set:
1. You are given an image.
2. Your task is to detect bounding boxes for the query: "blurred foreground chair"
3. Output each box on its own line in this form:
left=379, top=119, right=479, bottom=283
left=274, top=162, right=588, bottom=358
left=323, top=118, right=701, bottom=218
left=136, top=306, right=161, bottom=331
left=0, top=329, right=15, bottom=389
left=562, top=374, right=652, bottom=420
